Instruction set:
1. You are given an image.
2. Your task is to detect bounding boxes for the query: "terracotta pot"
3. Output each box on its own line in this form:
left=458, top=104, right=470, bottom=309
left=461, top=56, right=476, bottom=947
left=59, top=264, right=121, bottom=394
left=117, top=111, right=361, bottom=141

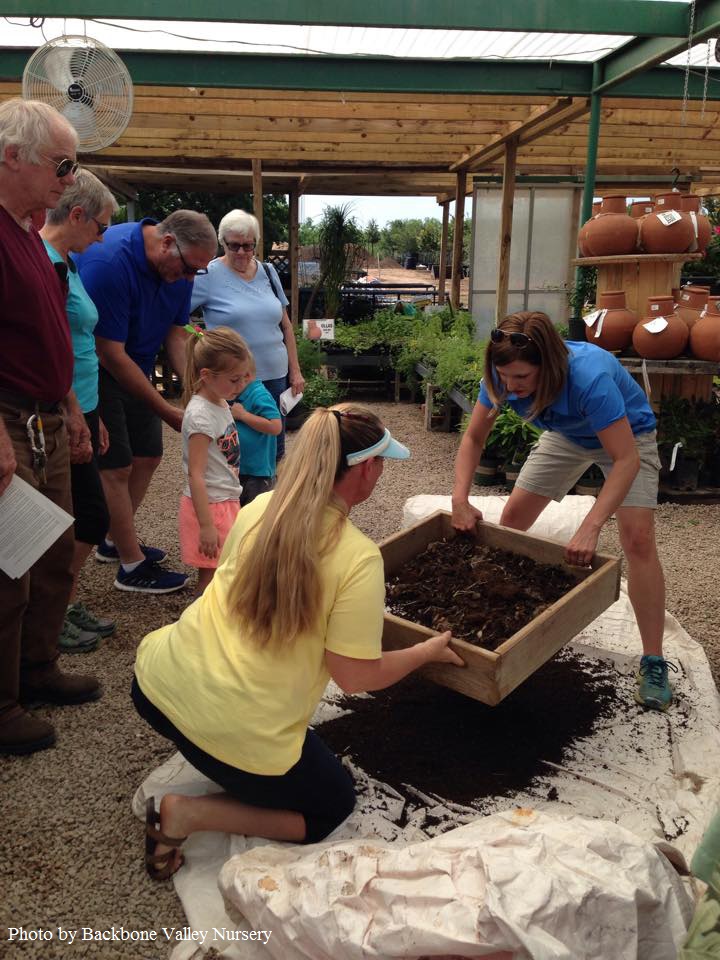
left=585, top=290, right=637, bottom=352
left=581, top=195, right=638, bottom=257
left=639, top=193, right=695, bottom=254
left=632, top=295, right=689, bottom=359
left=675, top=284, right=709, bottom=330
left=591, top=201, right=601, bottom=216
left=680, top=195, right=712, bottom=254
left=690, top=297, right=720, bottom=360
left=671, top=287, right=681, bottom=304
left=629, top=201, right=655, bottom=219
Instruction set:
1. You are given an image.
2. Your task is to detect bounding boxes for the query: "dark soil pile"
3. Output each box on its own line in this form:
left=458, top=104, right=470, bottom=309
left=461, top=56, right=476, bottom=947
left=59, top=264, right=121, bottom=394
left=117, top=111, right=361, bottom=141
left=317, top=651, right=622, bottom=804
left=386, top=536, right=579, bottom=650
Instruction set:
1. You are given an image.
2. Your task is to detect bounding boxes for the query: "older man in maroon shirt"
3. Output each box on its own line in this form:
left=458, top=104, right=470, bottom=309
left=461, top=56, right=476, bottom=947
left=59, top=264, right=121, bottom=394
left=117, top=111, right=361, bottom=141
left=0, top=99, right=101, bottom=755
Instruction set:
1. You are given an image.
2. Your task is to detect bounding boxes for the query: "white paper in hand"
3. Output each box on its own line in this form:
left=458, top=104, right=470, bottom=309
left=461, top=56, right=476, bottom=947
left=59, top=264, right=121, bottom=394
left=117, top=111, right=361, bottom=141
left=0, top=475, right=74, bottom=578
left=279, top=387, right=303, bottom=415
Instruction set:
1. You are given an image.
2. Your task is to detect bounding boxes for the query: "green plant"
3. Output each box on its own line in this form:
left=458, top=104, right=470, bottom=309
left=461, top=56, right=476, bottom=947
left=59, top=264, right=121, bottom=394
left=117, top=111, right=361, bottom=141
left=308, top=203, right=363, bottom=319
left=656, top=396, right=714, bottom=464
left=294, top=331, right=323, bottom=378
left=486, top=407, right=542, bottom=461
left=302, top=373, right=344, bottom=408
left=567, top=266, right=597, bottom=315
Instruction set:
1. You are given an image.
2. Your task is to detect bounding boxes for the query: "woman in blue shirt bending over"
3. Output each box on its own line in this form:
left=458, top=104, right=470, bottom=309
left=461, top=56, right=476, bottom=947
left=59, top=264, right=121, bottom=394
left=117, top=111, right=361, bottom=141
left=452, top=310, right=673, bottom=711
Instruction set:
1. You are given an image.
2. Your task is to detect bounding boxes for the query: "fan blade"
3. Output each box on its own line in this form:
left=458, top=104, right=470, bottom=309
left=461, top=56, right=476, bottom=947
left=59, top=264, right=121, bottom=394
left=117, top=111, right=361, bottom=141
left=40, top=46, right=78, bottom=92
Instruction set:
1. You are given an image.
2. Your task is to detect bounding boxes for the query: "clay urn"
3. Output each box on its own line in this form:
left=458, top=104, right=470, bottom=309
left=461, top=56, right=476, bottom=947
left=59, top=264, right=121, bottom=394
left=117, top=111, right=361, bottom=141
left=581, top=195, right=638, bottom=257
left=591, top=201, right=601, bottom=216
left=690, top=296, right=720, bottom=361
left=674, top=285, right=709, bottom=330
left=680, top=195, right=712, bottom=254
left=629, top=200, right=655, bottom=220
left=639, top=193, right=695, bottom=254
left=632, top=295, right=689, bottom=359
left=306, top=320, right=323, bottom=340
left=585, top=290, right=637, bottom=352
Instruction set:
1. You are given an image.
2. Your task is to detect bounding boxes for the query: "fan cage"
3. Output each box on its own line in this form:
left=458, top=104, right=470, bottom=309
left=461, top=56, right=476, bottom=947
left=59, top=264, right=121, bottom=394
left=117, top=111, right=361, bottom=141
left=22, top=35, right=133, bottom=152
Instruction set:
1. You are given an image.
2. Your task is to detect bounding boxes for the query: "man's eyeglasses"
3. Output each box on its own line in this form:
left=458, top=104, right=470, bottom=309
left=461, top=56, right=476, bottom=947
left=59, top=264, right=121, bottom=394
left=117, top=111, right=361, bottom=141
left=39, top=155, right=79, bottom=179
left=174, top=239, right=209, bottom=277
left=490, top=328, right=534, bottom=347
left=224, top=240, right=256, bottom=253
left=90, top=216, right=109, bottom=236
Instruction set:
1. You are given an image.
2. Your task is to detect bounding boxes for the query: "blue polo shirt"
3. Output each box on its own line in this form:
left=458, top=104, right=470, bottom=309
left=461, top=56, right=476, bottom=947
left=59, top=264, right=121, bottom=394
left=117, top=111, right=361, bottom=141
left=76, top=218, right=192, bottom=376
left=478, top=341, right=656, bottom=449
left=233, top=379, right=280, bottom=477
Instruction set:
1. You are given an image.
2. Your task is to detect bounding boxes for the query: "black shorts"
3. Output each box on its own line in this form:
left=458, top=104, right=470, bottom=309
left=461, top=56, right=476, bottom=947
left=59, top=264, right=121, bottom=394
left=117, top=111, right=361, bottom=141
left=131, top=676, right=355, bottom=843
left=70, top=408, right=110, bottom=545
left=97, top=367, right=163, bottom=470
left=239, top=475, right=275, bottom=508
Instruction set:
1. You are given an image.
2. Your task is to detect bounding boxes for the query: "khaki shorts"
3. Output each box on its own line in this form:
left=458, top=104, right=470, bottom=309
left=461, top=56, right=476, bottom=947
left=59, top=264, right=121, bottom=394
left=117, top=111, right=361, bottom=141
left=516, top=429, right=660, bottom=509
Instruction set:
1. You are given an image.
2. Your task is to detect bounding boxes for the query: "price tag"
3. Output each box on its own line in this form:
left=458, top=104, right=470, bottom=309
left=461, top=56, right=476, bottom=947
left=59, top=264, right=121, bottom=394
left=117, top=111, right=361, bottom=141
left=583, top=310, right=601, bottom=328
left=643, top=317, right=669, bottom=334
left=594, top=309, right=608, bottom=339
left=657, top=210, right=683, bottom=227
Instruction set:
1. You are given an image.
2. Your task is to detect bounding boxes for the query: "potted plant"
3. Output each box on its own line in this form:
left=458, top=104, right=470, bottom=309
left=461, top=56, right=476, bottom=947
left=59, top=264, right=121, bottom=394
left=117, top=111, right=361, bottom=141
left=303, top=203, right=363, bottom=322
left=656, top=396, right=714, bottom=491
left=486, top=408, right=542, bottom=491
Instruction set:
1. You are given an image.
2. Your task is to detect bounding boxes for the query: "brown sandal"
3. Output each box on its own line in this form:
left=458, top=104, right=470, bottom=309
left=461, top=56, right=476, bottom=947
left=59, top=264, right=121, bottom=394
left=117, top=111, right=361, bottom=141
left=145, top=796, right=187, bottom=881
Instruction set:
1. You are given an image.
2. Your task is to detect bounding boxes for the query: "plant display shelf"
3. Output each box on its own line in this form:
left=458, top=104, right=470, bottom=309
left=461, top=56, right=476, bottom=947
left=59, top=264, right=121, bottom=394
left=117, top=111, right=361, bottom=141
left=618, top=356, right=718, bottom=410
left=570, top=253, right=704, bottom=319
left=319, top=348, right=399, bottom=399
left=416, top=361, right=473, bottom=431
left=379, top=511, right=621, bottom=706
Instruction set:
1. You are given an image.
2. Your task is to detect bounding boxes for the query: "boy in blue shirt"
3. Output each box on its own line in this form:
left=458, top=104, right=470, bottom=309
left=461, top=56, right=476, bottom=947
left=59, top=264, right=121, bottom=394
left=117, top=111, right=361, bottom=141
left=230, top=354, right=282, bottom=506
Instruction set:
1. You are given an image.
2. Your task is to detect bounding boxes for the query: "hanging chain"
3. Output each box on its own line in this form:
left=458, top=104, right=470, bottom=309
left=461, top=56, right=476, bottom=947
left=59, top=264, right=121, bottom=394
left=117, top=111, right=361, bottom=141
left=701, top=37, right=711, bottom=118
left=681, top=0, right=697, bottom=126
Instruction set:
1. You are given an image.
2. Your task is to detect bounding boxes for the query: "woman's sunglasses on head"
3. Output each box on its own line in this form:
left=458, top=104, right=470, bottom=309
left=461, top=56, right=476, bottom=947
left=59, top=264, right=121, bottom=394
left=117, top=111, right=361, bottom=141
left=224, top=240, right=256, bottom=253
left=490, top=328, right=534, bottom=347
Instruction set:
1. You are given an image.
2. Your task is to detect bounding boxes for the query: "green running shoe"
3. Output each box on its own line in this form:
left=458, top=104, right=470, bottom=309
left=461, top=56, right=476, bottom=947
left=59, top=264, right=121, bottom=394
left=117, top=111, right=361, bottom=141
left=66, top=602, right=116, bottom=637
left=58, top=617, right=101, bottom=654
left=635, top=655, right=677, bottom=711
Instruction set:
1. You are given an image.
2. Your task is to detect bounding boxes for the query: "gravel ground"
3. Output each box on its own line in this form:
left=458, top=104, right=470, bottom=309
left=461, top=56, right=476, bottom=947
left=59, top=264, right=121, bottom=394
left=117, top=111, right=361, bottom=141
left=3, top=400, right=719, bottom=959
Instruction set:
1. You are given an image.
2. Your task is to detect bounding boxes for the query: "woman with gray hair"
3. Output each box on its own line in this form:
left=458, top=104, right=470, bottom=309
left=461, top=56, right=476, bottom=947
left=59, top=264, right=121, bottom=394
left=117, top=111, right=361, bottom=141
left=190, top=209, right=304, bottom=460
left=40, top=169, right=119, bottom=652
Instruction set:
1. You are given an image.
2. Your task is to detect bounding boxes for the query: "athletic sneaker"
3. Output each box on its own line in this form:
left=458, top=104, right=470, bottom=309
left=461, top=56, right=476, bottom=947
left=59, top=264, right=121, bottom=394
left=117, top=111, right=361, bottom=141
left=95, top=540, right=167, bottom=564
left=66, top=602, right=116, bottom=638
left=635, top=655, right=677, bottom=711
left=114, top=559, right=188, bottom=594
left=58, top=618, right=101, bottom=654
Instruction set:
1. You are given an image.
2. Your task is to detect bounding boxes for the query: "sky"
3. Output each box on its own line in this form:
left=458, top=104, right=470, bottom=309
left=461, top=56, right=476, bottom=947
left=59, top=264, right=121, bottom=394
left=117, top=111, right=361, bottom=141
left=299, top=195, right=471, bottom=228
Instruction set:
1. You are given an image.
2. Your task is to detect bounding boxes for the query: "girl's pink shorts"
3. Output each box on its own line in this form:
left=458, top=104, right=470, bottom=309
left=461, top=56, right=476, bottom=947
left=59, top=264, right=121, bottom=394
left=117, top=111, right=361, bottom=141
left=179, top=495, right=240, bottom=569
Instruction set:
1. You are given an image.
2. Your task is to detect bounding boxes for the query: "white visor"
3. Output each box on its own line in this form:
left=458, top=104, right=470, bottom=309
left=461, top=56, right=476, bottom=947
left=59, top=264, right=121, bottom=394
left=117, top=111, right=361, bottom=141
left=346, top=428, right=411, bottom=467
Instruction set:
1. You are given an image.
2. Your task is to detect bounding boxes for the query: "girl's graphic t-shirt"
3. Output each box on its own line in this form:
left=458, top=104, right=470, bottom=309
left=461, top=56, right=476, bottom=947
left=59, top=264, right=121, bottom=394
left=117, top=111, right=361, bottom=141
left=181, top=394, right=241, bottom=502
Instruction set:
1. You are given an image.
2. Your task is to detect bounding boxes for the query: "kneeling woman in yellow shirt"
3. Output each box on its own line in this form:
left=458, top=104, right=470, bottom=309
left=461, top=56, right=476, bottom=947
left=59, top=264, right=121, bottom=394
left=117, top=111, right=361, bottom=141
left=133, top=403, right=463, bottom=880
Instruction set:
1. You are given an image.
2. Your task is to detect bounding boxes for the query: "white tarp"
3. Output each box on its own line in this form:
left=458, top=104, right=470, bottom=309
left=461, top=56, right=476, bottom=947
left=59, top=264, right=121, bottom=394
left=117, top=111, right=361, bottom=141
left=132, top=496, right=720, bottom=959
left=218, top=810, right=693, bottom=960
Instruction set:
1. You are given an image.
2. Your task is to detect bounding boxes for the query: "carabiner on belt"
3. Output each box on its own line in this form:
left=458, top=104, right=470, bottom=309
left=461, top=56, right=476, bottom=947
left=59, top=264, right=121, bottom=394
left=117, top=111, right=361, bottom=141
left=26, top=410, right=47, bottom=484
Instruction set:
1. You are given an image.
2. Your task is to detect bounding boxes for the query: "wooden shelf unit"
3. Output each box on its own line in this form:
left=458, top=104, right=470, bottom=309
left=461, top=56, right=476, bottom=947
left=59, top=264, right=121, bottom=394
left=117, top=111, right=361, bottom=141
left=570, top=253, right=704, bottom=318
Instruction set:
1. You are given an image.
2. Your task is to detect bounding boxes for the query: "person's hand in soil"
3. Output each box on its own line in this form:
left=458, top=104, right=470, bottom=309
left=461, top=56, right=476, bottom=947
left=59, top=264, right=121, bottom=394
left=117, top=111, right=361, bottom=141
left=451, top=500, right=483, bottom=532
left=422, top=631, right=465, bottom=667
left=564, top=524, right=599, bottom=567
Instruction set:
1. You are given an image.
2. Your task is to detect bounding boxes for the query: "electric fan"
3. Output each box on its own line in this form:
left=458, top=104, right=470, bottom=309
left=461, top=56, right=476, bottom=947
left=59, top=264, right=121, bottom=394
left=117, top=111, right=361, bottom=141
left=22, top=35, right=133, bottom=151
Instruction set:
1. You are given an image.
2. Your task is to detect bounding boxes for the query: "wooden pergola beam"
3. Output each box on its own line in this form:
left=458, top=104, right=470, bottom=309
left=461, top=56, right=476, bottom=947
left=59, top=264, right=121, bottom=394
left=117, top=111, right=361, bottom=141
left=495, top=139, right=518, bottom=323
left=450, top=97, right=590, bottom=172
left=252, top=159, right=263, bottom=253
left=450, top=171, right=467, bottom=310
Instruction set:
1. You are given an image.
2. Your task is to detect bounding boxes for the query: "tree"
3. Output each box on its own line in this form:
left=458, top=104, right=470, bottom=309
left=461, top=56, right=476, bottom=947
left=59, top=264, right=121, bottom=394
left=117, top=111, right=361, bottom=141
left=299, top=217, right=320, bottom=247
left=304, top=203, right=363, bottom=319
left=378, top=218, right=424, bottom=260
left=364, top=218, right=381, bottom=257
left=416, top=219, right=442, bottom=262
left=132, top=189, right=289, bottom=257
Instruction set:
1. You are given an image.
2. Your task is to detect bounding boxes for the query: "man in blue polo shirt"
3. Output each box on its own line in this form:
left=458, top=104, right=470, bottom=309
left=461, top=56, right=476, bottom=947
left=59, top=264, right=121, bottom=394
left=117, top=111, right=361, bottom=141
left=77, top=210, right=217, bottom=594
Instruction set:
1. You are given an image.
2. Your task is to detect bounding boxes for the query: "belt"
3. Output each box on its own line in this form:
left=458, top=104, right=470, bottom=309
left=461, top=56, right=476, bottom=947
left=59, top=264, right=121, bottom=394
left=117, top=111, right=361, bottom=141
left=0, top=388, right=62, bottom=413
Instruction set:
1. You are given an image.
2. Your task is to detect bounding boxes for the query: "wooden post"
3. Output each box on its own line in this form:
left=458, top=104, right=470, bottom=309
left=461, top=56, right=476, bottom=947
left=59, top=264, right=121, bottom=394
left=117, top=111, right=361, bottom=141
left=252, top=159, right=263, bottom=255
left=289, top=187, right=300, bottom=325
left=450, top=170, right=467, bottom=310
left=495, top=138, right=518, bottom=323
left=438, top=201, right=450, bottom=303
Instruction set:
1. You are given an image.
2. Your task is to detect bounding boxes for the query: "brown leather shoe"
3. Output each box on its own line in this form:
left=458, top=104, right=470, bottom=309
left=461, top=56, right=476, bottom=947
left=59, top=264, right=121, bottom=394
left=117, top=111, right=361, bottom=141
left=20, top=669, right=102, bottom=707
left=0, top=708, right=56, bottom=755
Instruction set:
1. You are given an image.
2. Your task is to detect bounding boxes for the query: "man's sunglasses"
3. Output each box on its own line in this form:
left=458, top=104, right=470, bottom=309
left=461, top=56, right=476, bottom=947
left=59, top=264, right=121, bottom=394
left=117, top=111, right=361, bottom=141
left=40, top=155, right=80, bottom=178
left=490, top=328, right=534, bottom=347
left=174, top=239, right=208, bottom=276
left=224, top=240, right=256, bottom=253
